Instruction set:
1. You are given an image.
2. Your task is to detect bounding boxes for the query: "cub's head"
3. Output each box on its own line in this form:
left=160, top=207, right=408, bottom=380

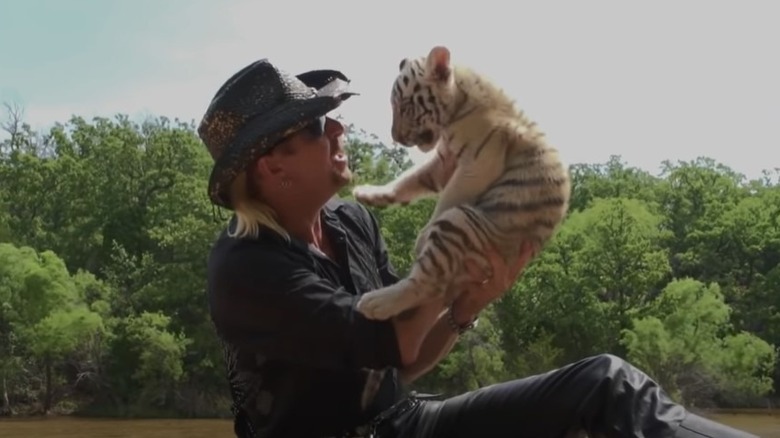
left=390, top=45, right=458, bottom=153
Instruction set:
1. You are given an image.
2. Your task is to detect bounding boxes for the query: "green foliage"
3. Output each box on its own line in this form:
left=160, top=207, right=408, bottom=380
left=621, top=278, right=777, bottom=406
left=0, top=105, right=778, bottom=417
left=414, top=306, right=513, bottom=394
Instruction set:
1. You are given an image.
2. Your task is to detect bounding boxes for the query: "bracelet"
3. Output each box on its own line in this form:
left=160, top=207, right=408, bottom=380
left=446, top=304, right=479, bottom=335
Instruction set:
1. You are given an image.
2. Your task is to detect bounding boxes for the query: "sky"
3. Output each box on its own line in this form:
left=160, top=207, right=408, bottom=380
left=1, top=0, right=778, bottom=180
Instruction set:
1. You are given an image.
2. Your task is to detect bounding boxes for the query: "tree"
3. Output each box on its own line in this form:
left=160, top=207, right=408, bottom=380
left=0, top=102, right=777, bottom=414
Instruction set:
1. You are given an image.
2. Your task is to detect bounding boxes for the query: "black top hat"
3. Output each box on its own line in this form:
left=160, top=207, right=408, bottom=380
left=198, top=58, right=358, bottom=209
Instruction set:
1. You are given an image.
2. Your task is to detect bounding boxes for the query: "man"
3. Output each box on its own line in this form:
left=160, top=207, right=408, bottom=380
left=199, top=58, right=757, bottom=438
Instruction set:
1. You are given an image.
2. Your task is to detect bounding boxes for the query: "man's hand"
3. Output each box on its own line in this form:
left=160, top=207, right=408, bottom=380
left=450, top=241, right=536, bottom=325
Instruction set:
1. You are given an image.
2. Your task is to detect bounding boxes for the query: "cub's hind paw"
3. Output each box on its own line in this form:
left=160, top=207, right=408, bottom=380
left=357, top=290, right=405, bottom=320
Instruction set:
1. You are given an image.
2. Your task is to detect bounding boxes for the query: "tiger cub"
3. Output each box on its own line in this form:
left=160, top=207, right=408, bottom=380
left=353, top=45, right=571, bottom=320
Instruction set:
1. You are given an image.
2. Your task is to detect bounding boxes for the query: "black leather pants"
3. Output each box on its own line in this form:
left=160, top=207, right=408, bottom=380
left=383, top=354, right=758, bottom=438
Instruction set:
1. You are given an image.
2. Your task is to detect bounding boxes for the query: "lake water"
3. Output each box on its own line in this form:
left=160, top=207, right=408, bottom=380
left=0, top=412, right=777, bottom=437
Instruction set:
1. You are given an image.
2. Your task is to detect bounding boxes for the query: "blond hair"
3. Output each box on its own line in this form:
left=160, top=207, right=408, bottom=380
left=227, top=171, right=290, bottom=241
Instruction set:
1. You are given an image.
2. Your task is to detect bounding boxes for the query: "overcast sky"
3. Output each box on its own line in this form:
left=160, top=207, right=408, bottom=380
left=1, top=0, right=777, bottom=180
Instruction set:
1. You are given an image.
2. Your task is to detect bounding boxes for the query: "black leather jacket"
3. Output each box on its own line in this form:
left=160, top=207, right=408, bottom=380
left=207, top=198, right=404, bottom=437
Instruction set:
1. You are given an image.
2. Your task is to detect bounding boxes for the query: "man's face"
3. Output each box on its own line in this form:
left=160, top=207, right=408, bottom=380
left=257, top=116, right=352, bottom=205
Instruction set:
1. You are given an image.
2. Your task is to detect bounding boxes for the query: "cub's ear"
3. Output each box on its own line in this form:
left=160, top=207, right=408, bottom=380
left=399, top=58, right=408, bottom=71
left=425, top=45, right=451, bottom=82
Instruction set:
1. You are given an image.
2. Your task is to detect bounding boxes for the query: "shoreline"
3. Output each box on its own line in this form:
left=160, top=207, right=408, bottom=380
left=1, top=407, right=778, bottom=421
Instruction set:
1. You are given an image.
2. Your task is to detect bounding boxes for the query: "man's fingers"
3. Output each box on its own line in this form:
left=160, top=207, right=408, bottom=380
left=502, top=242, right=536, bottom=286
left=515, top=242, right=535, bottom=270
left=466, top=241, right=537, bottom=290
left=464, top=258, right=485, bottom=280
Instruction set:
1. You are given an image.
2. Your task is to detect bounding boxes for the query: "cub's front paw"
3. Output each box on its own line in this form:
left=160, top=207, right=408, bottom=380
left=352, top=184, right=398, bottom=207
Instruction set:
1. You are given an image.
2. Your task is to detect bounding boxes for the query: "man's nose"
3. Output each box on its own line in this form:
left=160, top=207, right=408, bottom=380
left=325, top=117, right=344, bottom=137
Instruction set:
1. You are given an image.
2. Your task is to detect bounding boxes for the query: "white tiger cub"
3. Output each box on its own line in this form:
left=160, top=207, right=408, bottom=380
left=352, top=45, right=571, bottom=320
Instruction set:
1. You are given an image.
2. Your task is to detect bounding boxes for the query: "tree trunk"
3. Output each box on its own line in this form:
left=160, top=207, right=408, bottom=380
left=1, top=375, right=10, bottom=416
left=44, top=355, right=52, bottom=414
